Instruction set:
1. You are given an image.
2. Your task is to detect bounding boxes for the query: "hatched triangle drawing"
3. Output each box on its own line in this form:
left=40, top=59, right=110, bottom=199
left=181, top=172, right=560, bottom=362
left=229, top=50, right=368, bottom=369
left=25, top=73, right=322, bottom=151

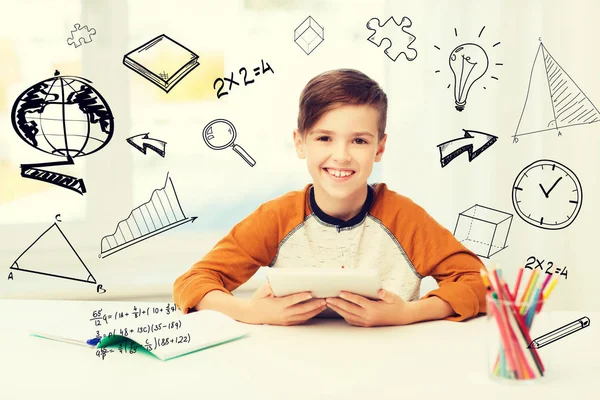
left=10, top=223, right=97, bottom=284
left=513, top=42, right=599, bottom=139
left=99, top=173, right=196, bottom=258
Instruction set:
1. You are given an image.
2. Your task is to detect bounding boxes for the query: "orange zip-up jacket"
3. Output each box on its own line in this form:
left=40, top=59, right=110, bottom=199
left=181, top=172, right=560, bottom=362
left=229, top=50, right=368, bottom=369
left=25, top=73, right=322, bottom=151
left=173, top=183, right=487, bottom=321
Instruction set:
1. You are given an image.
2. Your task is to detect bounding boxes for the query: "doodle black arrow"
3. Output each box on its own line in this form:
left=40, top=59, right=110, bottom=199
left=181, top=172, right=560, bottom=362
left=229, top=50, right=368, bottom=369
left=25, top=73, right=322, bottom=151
left=437, top=129, right=498, bottom=168
left=126, top=133, right=167, bottom=157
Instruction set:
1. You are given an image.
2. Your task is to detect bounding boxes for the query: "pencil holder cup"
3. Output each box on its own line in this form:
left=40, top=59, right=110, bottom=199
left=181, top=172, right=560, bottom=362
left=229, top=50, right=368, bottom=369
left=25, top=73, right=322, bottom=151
left=486, top=292, right=546, bottom=382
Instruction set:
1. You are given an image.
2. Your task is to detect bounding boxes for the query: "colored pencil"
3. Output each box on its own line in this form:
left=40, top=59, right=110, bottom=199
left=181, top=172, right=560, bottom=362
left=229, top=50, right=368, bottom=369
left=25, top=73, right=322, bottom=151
left=520, top=269, right=539, bottom=314
left=499, top=345, right=506, bottom=377
left=486, top=265, right=559, bottom=380
left=525, top=287, right=541, bottom=328
left=496, top=276, right=539, bottom=378
left=490, top=270, right=521, bottom=378
left=484, top=268, right=514, bottom=377
left=513, top=266, right=524, bottom=299
left=480, top=269, right=492, bottom=290
left=537, top=277, right=559, bottom=313
left=543, top=277, right=558, bottom=300
left=488, top=297, right=518, bottom=378
left=539, top=272, right=553, bottom=294
left=496, top=268, right=545, bottom=375
left=532, top=273, right=552, bottom=313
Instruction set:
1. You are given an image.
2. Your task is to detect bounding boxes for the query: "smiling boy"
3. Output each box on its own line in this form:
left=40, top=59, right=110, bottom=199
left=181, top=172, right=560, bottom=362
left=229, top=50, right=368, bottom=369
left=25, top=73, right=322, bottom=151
left=173, top=69, right=487, bottom=327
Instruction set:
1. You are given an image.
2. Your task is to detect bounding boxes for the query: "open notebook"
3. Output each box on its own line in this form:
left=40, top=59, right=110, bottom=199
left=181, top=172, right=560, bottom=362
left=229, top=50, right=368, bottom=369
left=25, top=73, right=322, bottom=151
left=30, top=309, right=251, bottom=361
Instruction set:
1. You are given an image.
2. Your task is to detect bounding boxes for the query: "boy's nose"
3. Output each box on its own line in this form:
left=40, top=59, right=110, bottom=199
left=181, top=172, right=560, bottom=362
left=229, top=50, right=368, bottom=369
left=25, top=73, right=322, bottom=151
left=332, top=144, right=351, bottom=162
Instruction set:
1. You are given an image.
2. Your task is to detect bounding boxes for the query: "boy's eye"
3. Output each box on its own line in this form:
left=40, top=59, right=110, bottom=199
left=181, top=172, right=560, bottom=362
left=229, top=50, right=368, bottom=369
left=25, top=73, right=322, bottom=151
left=315, top=136, right=369, bottom=144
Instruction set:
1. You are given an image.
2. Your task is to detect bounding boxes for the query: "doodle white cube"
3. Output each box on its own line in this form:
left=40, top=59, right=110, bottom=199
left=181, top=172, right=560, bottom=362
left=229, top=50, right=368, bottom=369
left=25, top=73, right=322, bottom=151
left=453, top=204, right=513, bottom=258
left=294, top=16, right=324, bottom=55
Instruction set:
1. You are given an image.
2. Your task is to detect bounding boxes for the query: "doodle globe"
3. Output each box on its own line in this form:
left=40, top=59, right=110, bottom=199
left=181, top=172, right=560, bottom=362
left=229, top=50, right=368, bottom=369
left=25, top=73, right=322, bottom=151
left=11, top=70, right=114, bottom=159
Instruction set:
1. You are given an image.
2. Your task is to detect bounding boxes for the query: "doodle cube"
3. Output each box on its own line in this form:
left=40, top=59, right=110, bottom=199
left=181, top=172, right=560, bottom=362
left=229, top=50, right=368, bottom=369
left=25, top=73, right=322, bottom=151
left=453, top=204, right=513, bottom=258
left=294, top=16, right=324, bottom=55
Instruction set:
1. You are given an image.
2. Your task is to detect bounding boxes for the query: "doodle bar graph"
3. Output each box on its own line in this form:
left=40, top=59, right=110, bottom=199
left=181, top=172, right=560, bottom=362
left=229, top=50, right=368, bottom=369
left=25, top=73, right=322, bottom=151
left=99, top=174, right=196, bottom=258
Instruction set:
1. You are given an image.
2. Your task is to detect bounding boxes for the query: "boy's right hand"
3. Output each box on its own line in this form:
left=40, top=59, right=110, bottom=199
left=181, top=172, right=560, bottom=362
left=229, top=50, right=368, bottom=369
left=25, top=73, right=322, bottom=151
left=246, top=282, right=327, bottom=325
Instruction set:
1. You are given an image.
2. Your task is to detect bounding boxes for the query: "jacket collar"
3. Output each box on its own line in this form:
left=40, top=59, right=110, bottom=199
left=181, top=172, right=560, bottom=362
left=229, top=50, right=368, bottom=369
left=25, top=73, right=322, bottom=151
left=309, top=185, right=374, bottom=229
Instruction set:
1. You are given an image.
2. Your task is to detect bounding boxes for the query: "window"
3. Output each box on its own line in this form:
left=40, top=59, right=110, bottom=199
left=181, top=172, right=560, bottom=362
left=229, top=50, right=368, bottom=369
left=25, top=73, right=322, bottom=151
left=0, top=0, right=388, bottom=300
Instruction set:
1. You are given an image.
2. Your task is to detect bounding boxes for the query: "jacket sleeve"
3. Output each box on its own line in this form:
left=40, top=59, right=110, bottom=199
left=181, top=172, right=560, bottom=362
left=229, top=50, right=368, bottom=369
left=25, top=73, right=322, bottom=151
left=407, top=205, right=487, bottom=322
left=172, top=203, right=280, bottom=314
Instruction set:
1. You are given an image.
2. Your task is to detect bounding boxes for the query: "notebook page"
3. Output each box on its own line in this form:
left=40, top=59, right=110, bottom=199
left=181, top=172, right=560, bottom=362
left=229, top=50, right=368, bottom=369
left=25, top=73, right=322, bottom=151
left=103, top=309, right=251, bottom=361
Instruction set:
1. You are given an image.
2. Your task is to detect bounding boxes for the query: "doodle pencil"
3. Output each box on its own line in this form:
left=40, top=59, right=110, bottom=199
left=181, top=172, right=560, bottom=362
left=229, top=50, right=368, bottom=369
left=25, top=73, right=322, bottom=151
left=528, top=316, right=591, bottom=349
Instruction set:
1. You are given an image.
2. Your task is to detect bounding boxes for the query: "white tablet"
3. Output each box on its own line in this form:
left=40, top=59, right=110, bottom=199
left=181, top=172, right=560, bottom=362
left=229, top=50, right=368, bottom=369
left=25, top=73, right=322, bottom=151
left=266, top=268, right=382, bottom=300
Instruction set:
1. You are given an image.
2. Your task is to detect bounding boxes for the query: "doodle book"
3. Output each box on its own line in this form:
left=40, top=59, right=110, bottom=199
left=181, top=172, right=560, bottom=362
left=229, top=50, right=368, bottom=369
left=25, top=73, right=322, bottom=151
left=30, top=309, right=251, bottom=361
left=123, top=34, right=199, bottom=93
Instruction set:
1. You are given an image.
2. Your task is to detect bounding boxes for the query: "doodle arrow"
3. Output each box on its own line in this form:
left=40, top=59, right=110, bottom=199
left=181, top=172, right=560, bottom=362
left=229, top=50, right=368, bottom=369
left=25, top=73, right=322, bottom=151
left=126, top=133, right=167, bottom=157
left=437, top=129, right=498, bottom=168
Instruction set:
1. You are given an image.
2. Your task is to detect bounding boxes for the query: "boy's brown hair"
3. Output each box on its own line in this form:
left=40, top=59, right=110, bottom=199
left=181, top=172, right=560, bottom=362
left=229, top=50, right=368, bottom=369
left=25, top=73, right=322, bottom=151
left=297, top=69, right=388, bottom=141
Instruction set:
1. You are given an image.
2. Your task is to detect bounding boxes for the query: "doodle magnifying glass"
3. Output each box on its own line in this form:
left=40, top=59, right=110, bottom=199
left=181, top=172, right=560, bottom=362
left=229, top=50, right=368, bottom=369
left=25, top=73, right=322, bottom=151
left=202, top=118, right=256, bottom=167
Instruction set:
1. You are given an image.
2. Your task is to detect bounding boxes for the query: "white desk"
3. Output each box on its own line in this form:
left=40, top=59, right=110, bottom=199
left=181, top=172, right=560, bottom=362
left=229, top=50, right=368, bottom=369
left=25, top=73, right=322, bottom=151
left=1, top=299, right=598, bottom=400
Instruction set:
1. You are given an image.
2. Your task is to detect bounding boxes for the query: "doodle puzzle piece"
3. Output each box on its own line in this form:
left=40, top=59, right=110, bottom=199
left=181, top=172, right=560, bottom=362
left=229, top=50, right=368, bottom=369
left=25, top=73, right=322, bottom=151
left=67, top=23, right=97, bottom=48
left=366, top=16, right=417, bottom=62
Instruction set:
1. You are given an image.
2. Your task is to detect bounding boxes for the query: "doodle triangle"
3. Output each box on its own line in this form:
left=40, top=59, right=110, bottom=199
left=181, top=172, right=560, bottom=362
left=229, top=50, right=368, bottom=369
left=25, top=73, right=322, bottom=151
left=10, top=223, right=96, bottom=284
left=544, top=45, right=600, bottom=129
left=515, top=43, right=600, bottom=138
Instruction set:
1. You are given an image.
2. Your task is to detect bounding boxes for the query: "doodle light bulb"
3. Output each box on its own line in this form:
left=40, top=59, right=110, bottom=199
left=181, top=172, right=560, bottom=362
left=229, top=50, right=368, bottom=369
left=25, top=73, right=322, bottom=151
left=449, top=43, right=489, bottom=111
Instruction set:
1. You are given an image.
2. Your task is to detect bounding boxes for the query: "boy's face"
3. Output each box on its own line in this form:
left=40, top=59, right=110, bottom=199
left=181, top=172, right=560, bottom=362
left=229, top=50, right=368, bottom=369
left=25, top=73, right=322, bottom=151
left=294, top=104, right=387, bottom=202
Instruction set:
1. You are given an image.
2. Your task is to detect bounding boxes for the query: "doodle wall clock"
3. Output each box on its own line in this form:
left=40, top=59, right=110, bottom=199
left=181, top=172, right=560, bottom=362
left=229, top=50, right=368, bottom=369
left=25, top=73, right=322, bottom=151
left=512, top=159, right=582, bottom=230
left=11, top=70, right=114, bottom=195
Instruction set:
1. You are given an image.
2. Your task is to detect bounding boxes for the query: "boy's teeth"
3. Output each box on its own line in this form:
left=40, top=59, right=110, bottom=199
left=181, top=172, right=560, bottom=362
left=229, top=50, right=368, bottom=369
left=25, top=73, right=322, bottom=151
left=326, top=168, right=352, bottom=177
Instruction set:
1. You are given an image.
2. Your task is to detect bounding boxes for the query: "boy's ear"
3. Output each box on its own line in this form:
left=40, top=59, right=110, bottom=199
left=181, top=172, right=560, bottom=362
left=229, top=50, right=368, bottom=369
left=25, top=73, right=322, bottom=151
left=374, top=133, right=387, bottom=162
left=293, top=129, right=306, bottom=159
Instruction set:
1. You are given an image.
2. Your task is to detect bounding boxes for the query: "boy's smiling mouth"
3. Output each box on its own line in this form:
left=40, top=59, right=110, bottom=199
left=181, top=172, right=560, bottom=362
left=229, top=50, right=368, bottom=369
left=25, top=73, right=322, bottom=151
left=323, top=168, right=355, bottom=179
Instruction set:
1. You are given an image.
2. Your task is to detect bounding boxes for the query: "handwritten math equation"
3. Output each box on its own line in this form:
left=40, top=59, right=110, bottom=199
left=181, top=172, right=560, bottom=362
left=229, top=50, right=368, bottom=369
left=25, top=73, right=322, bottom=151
left=95, top=333, right=191, bottom=360
left=94, top=319, right=183, bottom=340
left=96, top=340, right=141, bottom=359
left=524, top=255, right=568, bottom=279
left=213, top=59, right=274, bottom=99
left=90, top=303, right=177, bottom=326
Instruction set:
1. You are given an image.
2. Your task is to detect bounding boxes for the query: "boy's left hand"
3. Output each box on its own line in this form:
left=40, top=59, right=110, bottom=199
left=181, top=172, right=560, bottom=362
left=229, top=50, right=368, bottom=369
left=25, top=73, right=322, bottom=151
left=325, top=289, right=414, bottom=327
